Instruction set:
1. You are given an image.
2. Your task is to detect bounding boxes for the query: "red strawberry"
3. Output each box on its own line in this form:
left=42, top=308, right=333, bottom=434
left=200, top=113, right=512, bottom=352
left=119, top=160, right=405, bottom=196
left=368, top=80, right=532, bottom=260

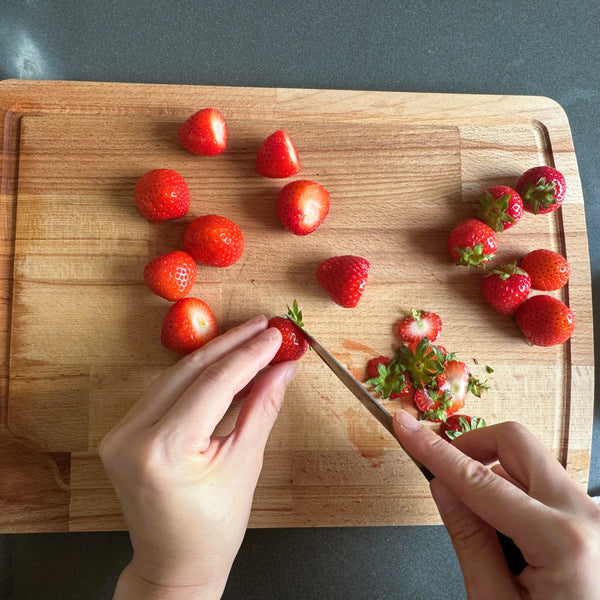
left=440, top=415, right=486, bottom=441
left=447, top=218, right=497, bottom=267
left=161, top=297, right=218, bottom=354
left=413, top=387, right=464, bottom=422
left=183, top=214, right=244, bottom=267
left=366, top=359, right=411, bottom=399
left=316, top=255, right=370, bottom=308
left=178, top=108, right=227, bottom=156
left=520, top=249, right=570, bottom=291
left=134, top=169, right=190, bottom=221
left=437, top=360, right=469, bottom=405
left=256, top=130, right=301, bottom=178
left=365, top=355, right=391, bottom=379
left=481, top=263, right=532, bottom=315
left=516, top=166, right=566, bottom=214
left=394, top=309, right=442, bottom=343
left=268, top=301, right=308, bottom=364
left=143, top=250, right=197, bottom=301
left=515, top=295, right=575, bottom=347
left=476, top=186, right=523, bottom=231
left=277, top=180, right=330, bottom=235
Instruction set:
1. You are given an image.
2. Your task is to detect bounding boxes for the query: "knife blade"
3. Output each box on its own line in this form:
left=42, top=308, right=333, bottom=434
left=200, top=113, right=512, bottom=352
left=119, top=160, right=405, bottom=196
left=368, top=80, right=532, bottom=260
left=300, top=327, right=434, bottom=481
left=301, top=327, right=527, bottom=575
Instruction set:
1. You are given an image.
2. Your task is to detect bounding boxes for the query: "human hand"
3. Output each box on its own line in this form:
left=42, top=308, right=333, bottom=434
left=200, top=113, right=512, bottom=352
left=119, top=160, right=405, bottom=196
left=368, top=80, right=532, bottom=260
left=393, top=410, right=600, bottom=600
left=100, top=314, right=299, bottom=600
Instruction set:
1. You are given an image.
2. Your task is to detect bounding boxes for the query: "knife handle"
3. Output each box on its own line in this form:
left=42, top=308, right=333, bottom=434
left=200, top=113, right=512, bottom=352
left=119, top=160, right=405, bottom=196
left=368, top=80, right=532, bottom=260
left=496, top=530, right=527, bottom=575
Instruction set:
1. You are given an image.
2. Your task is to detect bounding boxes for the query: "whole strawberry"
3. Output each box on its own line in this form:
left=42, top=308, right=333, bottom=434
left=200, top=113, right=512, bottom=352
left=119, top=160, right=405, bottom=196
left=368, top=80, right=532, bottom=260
left=520, top=249, right=570, bottom=291
left=134, top=168, right=190, bottom=221
left=481, top=263, right=532, bottom=315
left=316, top=255, right=370, bottom=308
left=184, top=214, right=244, bottom=267
left=143, top=250, right=197, bottom=301
left=277, top=180, right=330, bottom=235
left=393, top=309, right=442, bottom=343
left=476, top=186, right=523, bottom=231
left=447, top=218, right=497, bottom=267
left=256, top=130, right=301, bottom=178
left=268, top=300, right=308, bottom=364
left=178, top=108, right=227, bottom=156
left=515, top=294, right=575, bottom=346
left=161, top=297, right=218, bottom=354
left=516, top=166, right=566, bottom=214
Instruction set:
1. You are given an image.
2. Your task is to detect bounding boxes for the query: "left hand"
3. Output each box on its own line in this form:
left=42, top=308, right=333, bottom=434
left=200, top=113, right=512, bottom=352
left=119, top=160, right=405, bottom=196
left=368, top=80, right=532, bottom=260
left=100, top=314, right=299, bottom=599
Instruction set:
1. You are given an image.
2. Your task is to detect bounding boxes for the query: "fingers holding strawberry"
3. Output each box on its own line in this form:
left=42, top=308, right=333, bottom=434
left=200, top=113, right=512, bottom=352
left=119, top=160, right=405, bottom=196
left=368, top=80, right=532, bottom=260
left=267, top=300, right=308, bottom=364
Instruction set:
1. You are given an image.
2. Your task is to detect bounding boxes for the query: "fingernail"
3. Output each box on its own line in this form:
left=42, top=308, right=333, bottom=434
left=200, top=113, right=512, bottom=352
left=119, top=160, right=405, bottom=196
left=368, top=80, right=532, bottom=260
left=282, top=360, right=300, bottom=384
left=262, top=326, right=282, bottom=344
left=247, top=314, right=268, bottom=327
left=394, top=409, right=422, bottom=431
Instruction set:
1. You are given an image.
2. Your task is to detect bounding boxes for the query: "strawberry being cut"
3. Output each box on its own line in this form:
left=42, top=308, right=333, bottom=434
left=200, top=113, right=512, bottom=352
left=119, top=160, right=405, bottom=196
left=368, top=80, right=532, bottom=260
left=256, top=130, right=301, bottom=178
left=277, top=180, right=330, bottom=235
left=520, top=249, right=570, bottom=291
left=161, top=297, right=218, bottom=355
left=481, top=262, right=532, bottom=316
left=440, top=415, right=486, bottom=441
left=394, top=309, right=442, bottom=343
left=516, top=166, right=566, bottom=215
left=268, top=300, right=308, bottom=364
left=515, top=294, right=575, bottom=347
left=316, top=255, right=370, bottom=308
left=178, top=108, right=227, bottom=156
left=183, top=214, right=244, bottom=267
left=447, top=218, right=497, bottom=267
left=476, top=186, right=523, bottom=232
left=134, top=168, right=190, bottom=221
left=143, top=250, right=197, bottom=301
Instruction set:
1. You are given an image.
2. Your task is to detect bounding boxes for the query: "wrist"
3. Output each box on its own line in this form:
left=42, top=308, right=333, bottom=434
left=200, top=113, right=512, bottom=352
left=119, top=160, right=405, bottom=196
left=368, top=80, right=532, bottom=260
left=113, top=563, right=227, bottom=600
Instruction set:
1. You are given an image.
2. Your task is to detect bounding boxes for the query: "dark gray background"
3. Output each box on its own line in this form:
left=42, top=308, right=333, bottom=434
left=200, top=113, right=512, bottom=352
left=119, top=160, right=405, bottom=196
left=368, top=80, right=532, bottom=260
left=1, top=1, right=598, bottom=598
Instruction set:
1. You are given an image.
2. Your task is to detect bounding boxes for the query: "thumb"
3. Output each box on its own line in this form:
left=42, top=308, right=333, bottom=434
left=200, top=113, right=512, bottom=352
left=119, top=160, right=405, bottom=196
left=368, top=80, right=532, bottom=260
left=430, top=478, right=518, bottom=599
left=232, top=360, right=300, bottom=455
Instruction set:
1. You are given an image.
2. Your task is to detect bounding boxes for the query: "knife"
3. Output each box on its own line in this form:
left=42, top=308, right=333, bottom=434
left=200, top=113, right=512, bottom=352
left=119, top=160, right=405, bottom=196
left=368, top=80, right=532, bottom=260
left=300, top=327, right=527, bottom=575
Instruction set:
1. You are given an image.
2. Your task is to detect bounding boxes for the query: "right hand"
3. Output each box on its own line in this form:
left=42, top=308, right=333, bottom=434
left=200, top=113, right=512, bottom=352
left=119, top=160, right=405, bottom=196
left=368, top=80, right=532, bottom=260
left=393, top=409, right=600, bottom=599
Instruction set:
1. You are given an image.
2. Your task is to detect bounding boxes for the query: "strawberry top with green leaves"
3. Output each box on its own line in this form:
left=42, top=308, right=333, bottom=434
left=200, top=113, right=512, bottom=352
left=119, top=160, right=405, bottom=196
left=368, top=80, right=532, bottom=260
left=481, top=262, right=532, bottom=316
left=476, top=186, right=523, bottom=232
left=366, top=359, right=412, bottom=399
left=396, top=338, right=445, bottom=389
left=256, top=130, right=301, bottom=178
left=134, top=168, right=190, bottom=221
left=394, top=309, right=442, bottom=343
left=515, top=294, right=575, bottom=347
left=366, top=355, right=391, bottom=380
left=183, top=214, right=244, bottom=267
left=178, top=107, right=228, bottom=156
left=268, top=301, right=308, bottom=364
left=440, top=415, right=487, bottom=441
left=277, top=180, right=330, bottom=235
left=161, top=297, right=218, bottom=355
left=520, top=249, right=570, bottom=291
left=516, top=166, right=566, bottom=215
left=447, top=218, right=497, bottom=267
left=316, top=255, right=370, bottom=308
left=414, top=386, right=465, bottom=422
left=143, top=250, right=197, bottom=301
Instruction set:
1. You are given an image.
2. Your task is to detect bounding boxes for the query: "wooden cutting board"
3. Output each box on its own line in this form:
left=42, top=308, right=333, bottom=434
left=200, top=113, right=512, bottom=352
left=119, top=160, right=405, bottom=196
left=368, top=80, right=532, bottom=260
left=0, top=80, right=593, bottom=532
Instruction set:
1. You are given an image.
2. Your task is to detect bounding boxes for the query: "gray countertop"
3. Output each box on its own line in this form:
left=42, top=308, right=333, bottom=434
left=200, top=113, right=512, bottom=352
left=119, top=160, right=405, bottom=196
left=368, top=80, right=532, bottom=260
left=1, top=1, right=598, bottom=598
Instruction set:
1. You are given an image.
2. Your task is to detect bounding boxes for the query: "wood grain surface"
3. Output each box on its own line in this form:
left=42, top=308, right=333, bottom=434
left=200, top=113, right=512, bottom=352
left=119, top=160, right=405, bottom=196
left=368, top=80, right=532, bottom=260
left=0, top=80, right=594, bottom=532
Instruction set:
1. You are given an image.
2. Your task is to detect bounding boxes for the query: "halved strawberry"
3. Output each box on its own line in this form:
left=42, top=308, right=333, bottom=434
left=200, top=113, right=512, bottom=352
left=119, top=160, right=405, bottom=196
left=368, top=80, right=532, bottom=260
left=447, top=218, right=497, bottom=267
left=161, top=297, right=218, bottom=355
left=256, top=130, right=301, bottom=178
left=143, top=250, right=197, bottom=301
left=268, top=300, right=308, bottom=364
left=178, top=108, right=227, bottom=156
left=316, top=255, right=370, bottom=308
left=134, top=168, right=190, bottom=222
left=393, top=309, right=442, bottom=343
left=476, top=186, right=523, bottom=231
left=440, top=415, right=487, bottom=441
left=277, top=180, right=330, bottom=235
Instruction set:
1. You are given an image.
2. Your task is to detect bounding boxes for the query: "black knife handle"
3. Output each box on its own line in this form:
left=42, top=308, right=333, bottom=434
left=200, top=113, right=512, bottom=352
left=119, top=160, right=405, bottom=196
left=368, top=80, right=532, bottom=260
left=497, top=530, right=528, bottom=575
